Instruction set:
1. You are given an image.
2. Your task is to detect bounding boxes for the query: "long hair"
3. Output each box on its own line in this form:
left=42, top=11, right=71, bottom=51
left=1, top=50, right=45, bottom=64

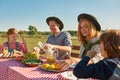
left=78, top=19, right=100, bottom=44
left=100, top=30, right=120, bottom=58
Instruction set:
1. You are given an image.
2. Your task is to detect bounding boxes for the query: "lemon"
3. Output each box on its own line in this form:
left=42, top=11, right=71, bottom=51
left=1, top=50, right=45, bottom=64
left=48, top=64, right=55, bottom=70
left=42, top=63, right=50, bottom=69
left=3, top=50, right=8, bottom=54
left=54, top=64, right=60, bottom=70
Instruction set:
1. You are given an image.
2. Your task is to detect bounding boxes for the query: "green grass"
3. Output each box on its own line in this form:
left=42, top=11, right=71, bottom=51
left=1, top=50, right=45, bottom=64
left=0, top=36, right=79, bottom=51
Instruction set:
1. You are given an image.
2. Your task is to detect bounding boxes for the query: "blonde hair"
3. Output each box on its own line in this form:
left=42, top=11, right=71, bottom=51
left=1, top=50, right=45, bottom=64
left=100, top=30, right=120, bottom=58
left=7, top=28, right=18, bottom=35
left=78, top=19, right=100, bottom=44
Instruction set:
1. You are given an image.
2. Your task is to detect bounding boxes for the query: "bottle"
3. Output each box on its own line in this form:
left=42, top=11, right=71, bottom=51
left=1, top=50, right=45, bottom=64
left=38, top=41, right=58, bottom=63
left=38, top=42, right=46, bottom=52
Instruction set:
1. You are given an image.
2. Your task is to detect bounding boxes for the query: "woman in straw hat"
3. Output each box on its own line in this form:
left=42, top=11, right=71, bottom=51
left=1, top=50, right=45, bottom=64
left=56, top=13, right=103, bottom=71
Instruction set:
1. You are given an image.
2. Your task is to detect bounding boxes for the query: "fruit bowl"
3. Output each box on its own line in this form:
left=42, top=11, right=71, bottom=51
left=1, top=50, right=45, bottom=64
left=22, top=59, right=42, bottom=67
left=24, top=63, right=40, bottom=67
left=15, top=56, right=24, bottom=61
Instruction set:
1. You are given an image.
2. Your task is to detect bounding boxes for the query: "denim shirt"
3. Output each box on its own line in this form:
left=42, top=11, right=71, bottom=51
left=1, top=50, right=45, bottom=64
left=46, top=31, right=72, bottom=59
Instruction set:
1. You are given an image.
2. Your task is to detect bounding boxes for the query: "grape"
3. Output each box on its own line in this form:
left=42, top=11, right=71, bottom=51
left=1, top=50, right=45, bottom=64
left=24, top=51, right=40, bottom=59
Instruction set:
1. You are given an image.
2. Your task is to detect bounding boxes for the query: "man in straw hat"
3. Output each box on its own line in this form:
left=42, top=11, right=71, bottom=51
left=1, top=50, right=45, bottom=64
left=44, top=16, right=72, bottom=60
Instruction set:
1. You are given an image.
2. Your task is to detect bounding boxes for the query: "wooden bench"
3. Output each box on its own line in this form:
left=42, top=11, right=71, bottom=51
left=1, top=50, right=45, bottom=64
left=71, top=45, right=80, bottom=57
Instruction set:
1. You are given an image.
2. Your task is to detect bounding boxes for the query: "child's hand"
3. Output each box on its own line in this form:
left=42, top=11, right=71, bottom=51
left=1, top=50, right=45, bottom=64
left=86, top=50, right=97, bottom=58
left=22, top=37, right=26, bottom=44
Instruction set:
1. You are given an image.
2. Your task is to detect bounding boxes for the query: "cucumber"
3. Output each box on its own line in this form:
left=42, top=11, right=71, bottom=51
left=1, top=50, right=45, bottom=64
left=22, top=59, right=42, bottom=64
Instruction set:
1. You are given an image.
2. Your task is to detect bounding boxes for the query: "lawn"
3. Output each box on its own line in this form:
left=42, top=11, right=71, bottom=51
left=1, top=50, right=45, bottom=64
left=0, top=36, right=79, bottom=51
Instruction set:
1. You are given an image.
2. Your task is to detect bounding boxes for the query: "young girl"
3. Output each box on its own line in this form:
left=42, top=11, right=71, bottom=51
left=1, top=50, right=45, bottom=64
left=73, top=30, right=120, bottom=80
left=0, top=28, right=28, bottom=54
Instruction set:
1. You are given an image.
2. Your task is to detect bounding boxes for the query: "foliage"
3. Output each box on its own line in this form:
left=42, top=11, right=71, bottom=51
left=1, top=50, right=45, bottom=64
left=24, top=51, right=40, bottom=59
left=28, top=25, right=38, bottom=35
left=18, top=30, right=26, bottom=37
left=67, top=30, right=77, bottom=36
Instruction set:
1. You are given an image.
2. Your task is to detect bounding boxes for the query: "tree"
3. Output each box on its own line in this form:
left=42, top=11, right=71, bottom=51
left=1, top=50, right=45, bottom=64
left=28, top=25, right=38, bottom=35
left=18, top=30, right=26, bottom=37
left=67, top=30, right=77, bottom=36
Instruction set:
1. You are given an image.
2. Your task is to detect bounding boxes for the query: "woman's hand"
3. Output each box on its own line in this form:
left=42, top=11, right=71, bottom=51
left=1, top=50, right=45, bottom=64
left=56, top=59, right=73, bottom=71
left=86, top=50, right=97, bottom=58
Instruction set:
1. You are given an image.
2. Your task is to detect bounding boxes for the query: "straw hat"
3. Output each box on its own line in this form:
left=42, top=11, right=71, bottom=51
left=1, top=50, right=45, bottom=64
left=77, top=13, right=101, bottom=31
left=46, top=16, right=64, bottom=31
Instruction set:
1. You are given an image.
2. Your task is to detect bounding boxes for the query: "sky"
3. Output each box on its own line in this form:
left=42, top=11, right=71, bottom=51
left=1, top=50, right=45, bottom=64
left=0, top=0, right=120, bottom=32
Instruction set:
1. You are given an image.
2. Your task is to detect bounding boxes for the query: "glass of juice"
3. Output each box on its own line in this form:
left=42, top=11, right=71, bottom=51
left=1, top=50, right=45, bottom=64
left=46, top=49, right=58, bottom=63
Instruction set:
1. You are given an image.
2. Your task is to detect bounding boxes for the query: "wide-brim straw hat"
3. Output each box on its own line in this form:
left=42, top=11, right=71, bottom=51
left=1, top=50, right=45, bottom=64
left=46, top=16, right=64, bottom=31
left=77, top=13, right=101, bottom=31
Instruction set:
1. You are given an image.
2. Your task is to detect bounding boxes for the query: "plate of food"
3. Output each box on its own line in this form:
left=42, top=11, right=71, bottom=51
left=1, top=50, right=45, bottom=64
left=22, top=59, right=42, bottom=67
left=0, top=50, right=24, bottom=58
left=39, top=63, right=64, bottom=72
left=0, top=52, right=14, bottom=58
